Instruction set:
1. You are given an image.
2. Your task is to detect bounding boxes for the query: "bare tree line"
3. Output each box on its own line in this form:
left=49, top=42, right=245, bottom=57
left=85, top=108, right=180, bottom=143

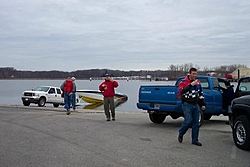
left=0, top=64, right=247, bottom=80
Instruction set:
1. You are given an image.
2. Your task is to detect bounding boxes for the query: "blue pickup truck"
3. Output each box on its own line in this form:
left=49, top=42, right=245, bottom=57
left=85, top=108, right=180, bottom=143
left=137, top=76, right=250, bottom=125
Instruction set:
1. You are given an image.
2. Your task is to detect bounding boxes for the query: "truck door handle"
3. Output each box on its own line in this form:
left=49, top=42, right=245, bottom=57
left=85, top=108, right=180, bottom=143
left=155, top=88, right=160, bottom=90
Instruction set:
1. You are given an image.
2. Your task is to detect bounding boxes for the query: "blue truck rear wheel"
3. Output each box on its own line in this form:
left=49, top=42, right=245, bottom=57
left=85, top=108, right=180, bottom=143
left=149, top=113, right=166, bottom=124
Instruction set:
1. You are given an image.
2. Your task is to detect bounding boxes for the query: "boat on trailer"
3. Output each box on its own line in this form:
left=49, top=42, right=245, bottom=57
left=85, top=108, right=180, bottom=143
left=76, top=90, right=128, bottom=105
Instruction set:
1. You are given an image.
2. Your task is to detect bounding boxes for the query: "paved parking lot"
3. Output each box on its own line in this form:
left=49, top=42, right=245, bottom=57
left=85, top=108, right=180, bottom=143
left=0, top=106, right=249, bottom=167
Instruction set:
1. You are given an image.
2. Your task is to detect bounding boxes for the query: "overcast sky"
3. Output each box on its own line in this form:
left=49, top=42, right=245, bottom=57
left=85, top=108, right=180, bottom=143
left=0, top=0, right=250, bottom=71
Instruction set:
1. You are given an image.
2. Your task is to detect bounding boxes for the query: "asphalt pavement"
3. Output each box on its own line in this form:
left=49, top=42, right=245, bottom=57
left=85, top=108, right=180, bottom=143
left=0, top=105, right=249, bottom=167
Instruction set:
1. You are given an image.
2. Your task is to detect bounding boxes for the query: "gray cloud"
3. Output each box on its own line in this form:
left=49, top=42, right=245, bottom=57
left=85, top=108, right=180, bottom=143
left=0, top=0, right=250, bottom=71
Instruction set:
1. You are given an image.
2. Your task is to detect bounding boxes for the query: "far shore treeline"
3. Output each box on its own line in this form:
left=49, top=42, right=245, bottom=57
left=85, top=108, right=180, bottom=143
left=0, top=63, right=247, bottom=80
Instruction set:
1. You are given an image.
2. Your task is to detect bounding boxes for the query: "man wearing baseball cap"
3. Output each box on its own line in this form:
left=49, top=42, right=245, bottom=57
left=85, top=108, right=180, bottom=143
left=99, top=74, right=119, bottom=121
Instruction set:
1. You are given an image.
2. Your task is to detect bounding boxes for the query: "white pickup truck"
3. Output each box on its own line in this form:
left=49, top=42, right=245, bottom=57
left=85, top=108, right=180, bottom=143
left=21, top=86, right=64, bottom=107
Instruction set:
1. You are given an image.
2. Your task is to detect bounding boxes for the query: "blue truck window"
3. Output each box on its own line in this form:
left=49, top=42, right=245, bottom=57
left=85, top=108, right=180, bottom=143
left=211, top=78, right=220, bottom=90
left=199, top=78, right=209, bottom=89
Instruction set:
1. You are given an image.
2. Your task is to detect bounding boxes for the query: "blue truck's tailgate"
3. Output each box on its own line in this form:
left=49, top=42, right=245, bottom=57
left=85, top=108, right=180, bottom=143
left=137, top=85, right=181, bottom=112
left=138, top=85, right=178, bottom=104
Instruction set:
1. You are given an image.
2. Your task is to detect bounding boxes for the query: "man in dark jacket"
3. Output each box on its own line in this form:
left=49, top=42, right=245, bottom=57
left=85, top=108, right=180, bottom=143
left=99, top=74, right=119, bottom=121
left=177, top=68, right=206, bottom=146
left=70, top=77, right=77, bottom=111
left=220, top=81, right=234, bottom=110
left=220, top=81, right=234, bottom=124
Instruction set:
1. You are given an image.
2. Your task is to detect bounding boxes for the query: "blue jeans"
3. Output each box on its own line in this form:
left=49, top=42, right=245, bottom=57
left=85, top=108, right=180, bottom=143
left=71, top=93, right=76, bottom=110
left=179, top=102, right=200, bottom=143
left=64, top=92, right=72, bottom=111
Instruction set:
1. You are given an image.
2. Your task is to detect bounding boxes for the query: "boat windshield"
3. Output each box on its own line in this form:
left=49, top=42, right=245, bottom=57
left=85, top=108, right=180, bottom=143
left=34, top=86, right=50, bottom=92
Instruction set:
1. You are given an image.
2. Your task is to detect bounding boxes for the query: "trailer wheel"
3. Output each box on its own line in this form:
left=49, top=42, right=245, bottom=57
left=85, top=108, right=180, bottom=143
left=53, top=103, right=59, bottom=108
left=149, top=113, right=166, bottom=124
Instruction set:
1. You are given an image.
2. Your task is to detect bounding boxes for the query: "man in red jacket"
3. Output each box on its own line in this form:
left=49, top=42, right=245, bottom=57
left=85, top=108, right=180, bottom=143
left=99, top=74, right=119, bottom=121
left=60, top=77, right=74, bottom=115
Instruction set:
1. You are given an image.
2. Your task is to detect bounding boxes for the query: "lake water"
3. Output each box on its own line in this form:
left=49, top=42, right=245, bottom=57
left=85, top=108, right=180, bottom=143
left=0, top=79, right=175, bottom=112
